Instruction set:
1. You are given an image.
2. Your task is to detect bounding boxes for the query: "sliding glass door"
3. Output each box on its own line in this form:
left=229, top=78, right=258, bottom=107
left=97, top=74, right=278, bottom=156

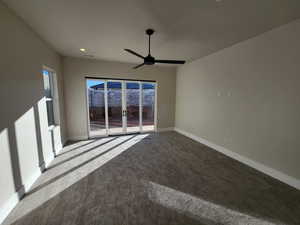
left=107, top=81, right=124, bottom=135
left=142, top=83, right=156, bottom=132
left=125, top=82, right=141, bottom=133
left=87, top=79, right=107, bottom=137
left=86, top=79, right=156, bottom=137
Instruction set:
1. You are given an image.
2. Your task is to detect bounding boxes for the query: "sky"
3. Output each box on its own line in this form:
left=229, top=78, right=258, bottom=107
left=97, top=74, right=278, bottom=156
left=86, top=79, right=155, bottom=89
left=87, top=80, right=104, bottom=88
left=43, top=69, right=49, bottom=76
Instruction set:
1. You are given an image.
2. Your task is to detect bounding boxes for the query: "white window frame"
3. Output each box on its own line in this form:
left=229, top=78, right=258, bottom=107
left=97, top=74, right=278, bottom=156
left=43, top=66, right=58, bottom=128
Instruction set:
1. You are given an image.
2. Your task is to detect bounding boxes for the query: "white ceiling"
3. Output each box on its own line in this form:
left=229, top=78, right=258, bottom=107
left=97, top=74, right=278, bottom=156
left=3, top=0, right=300, bottom=65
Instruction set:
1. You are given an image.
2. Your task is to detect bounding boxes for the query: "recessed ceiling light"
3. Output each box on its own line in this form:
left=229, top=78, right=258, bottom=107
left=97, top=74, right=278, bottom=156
left=216, top=0, right=222, bottom=2
left=80, top=48, right=86, bottom=52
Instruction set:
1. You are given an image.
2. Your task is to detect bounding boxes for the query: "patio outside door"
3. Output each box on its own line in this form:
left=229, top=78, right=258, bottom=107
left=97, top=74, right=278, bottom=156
left=125, top=82, right=141, bottom=133
left=86, top=79, right=156, bottom=138
left=107, top=81, right=124, bottom=135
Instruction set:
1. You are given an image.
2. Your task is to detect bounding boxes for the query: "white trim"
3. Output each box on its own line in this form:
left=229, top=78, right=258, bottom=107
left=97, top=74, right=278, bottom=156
left=47, top=125, right=55, bottom=131
left=104, top=81, right=109, bottom=134
left=141, top=83, right=144, bottom=131
left=0, top=125, right=64, bottom=224
left=106, top=80, right=125, bottom=135
left=140, top=81, right=157, bottom=132
left=85, top=78, right=91, bottom=138
left=124, top=81, right=142, bottom=134
left=0, top=193, right=19, bottom=224
left=42, top=67, right=58, bottom=127
left=85, top=78, right=109, bottom=138
left=45, top=97, right=53, bottom=102
left=43, top=65, right=56, bottom=73
left=121, top=81, right=126, bottom=133
left=154, top=82, right=158, bottom=132
left=86, top=78, right=158, bottom=138
left=157, top=127, right=174, bottom=132
left=174, top=127, right=300, bottom=190
left=45, top=154, right=55, bottom=168
left=23, top=170, right=42, bottom=192
left=55, top=143, right=63, bottom=155
left=139, top=81, right=142, bottom=132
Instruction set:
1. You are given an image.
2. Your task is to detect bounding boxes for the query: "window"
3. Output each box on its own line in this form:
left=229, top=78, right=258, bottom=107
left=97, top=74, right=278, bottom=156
left=43, top=69, right=55, bottom=126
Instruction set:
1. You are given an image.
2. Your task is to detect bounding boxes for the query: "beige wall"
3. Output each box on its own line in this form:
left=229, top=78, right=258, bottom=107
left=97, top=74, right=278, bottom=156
left=63, top=57, right=176, bottom=140
left=0, top=2, right=65, bottom=222
left=176, top=19, right=300, bottom=180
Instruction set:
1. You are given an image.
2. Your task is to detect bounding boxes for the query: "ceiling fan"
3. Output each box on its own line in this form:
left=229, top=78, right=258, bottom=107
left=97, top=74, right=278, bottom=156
left=124, top=29, right=186, bottom=69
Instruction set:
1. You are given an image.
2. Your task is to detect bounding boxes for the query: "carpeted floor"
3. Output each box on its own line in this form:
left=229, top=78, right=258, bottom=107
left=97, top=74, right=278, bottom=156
left=3, top=131, right=300, bottom=225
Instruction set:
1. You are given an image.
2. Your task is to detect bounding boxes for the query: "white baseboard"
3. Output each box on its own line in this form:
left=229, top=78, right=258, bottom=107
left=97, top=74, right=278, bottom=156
left=0, top=136, right=65, bottom=224
left=69, top=129, right=175, bottom=140
left=54, top=143, right=63, bottom=154
left=55, top=147, right=63, bottom=156
left=174, top=127, right=300, bottom=190
left=0, top=158, right=56, bottom=224
left=45, top=154, right=55, bottom=168
left=157, top=127, right=174, bottom=132
left=0, top=193, right=19, bottom=225
left=23, top=169, right=42, bottom=192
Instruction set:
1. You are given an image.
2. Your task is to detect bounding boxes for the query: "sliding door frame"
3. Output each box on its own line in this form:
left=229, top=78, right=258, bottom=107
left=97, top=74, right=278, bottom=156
left=106, top=79, right=126, bottom=136
left=85, top=77, right=157, bottom=138
left=140, top=81, right=158, bottom=133
left=85, top=78, right=109, bottom=138
left=124, top=80, right=143, bottom=134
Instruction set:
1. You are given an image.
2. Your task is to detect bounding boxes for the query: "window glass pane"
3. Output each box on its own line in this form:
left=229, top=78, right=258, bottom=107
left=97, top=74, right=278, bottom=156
left=43, top=70, right=52, bottom=98
left=126, top=82, right=140, bottom=132
left=43, top=69, right=55, bottom=126
left=46, top=100, right=55, bottom=126
left=87, top=80, right=106, bottom=136
left=107, top=81, right=123, bottom=134
left=142, top=83, right=155, bottom=131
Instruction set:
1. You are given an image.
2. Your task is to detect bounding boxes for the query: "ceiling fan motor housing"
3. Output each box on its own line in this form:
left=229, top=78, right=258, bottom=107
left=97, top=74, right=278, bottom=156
left=144, top=55, right=155, bottom=65
left=146, top=29, right=154, bottom=36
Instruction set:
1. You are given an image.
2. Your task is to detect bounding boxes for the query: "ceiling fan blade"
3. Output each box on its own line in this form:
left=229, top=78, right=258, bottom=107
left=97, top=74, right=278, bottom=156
left=155, top=59, right=186, bottom=64
left=124, top=49, right=144, bottom=59
left=133, top=63, right=145, bottom=69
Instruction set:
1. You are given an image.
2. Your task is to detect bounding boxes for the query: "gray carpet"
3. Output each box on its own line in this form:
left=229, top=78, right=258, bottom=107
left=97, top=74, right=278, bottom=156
left=3, top=132, right=300, bottom=225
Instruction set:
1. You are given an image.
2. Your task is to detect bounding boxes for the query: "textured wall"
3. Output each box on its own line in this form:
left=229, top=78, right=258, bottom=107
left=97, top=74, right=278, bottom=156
left=0, top=2, right=65, bottom=222
left=176, top=19, right=300, bottom=180
left=63, top=57, right=176, bottom=140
